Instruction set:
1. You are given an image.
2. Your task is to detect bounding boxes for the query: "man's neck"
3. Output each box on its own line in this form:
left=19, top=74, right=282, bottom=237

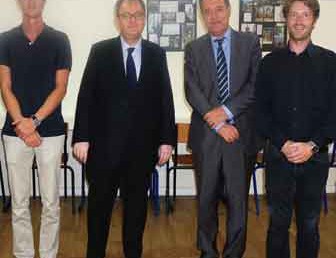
left=289, top=38, right=311, bottom=55
left=22, top=17, right=45, bottom=43
left=121, top=36, right=141, bottom=48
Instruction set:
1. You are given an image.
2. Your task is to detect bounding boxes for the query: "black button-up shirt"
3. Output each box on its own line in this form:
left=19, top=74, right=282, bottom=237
left=256, top=43, right=336, bottom=150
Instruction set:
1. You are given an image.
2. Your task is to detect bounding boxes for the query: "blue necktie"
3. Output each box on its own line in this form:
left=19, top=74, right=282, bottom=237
left=126, top=47, right=137, bottom=88
left=215, top=38, right=230, bottom=104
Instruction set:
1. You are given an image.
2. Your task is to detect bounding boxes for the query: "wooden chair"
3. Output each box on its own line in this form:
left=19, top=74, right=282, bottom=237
left=165, top=123, right=193, bottom=214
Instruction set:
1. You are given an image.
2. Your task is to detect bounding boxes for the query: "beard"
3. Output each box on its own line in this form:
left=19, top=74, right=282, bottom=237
left=289, top=26, right=313, bottom=42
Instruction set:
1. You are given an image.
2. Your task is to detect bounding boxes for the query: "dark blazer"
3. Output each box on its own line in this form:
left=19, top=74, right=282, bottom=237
left=72, top=37, right=176, bottom=177
left=185, top=30, right=261, bottom=156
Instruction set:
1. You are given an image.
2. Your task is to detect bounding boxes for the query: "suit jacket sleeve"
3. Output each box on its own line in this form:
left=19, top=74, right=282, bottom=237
left=159, top=51, right=176, bottom=146
left=226, top=34, right=261, bottom=119
left=184, top=43, right=212, bottom=117
left=311, top=51, right=336, bottom=147
left=72, top=46, right=97, bottom=144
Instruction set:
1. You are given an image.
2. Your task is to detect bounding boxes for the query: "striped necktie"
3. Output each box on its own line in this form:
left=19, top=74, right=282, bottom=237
left=126, top=47, right=137, bottom=88
left=215, top=38, right=230, bottom=104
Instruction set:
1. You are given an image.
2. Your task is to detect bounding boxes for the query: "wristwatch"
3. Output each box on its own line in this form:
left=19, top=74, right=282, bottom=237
left=308, top=141, right=319, bottom=154
left=31, top=114, right=41, bottom=127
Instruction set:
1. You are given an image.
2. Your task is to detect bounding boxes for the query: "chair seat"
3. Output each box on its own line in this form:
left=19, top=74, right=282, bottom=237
left=173, top=154, right=193, bottom=165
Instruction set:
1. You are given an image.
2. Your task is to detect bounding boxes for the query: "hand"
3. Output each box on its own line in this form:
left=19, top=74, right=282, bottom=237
left=24, top=131, right=42, bottom=147
left=285, top=142, right=313, bottom=164
left=73, top=142, right=90, bottom=164
left=13, top=117, right=36, bottom=139
left=157, top=144, right=173, bottom=166
left=281, top=140, right=295, bottom=158
left=204, top=107, right=228, bottom=128
left=217, top=124, right=239, bottom=143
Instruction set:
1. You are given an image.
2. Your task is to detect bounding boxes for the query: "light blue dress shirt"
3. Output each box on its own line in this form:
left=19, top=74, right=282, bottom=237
left=211, top=28, right=234, bottom=122
left=121, top=36, right=142, bottom=80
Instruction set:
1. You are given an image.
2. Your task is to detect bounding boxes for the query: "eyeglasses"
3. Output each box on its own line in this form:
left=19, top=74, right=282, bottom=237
left=203, top=7, right=228, bottom=20
left=119, top=12, right=145, bottom=21
left=288, top=11, right=313, bottom=20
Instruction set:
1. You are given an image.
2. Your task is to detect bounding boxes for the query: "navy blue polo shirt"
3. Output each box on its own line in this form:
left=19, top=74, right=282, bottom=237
left=0, top=25, right=72, bottom=137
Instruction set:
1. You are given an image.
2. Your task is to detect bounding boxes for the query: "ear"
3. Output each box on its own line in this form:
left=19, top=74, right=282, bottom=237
left=114, top=15, right=121, bottom=32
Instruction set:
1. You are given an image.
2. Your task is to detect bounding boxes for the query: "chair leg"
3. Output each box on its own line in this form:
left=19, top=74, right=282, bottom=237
left=64, top=166, right=67, bottom=198
left=173, top=168, right=177, bottom=202
left=155, top=170, right=160, bottom=214
left=70, top=167, right=75, bottom=214
left=323, top=187, right=328, bottom=214
left=77, top=164, right=86, bottom=212
left=62, top=165, right=76, bottom=214
left=252, top=169, right=260, bottom=216
left=1, top=141, right=11, bottom=212
left=165, top=167, right=174, bottom=215
left=32, top=168, right=37, bottom=199
left=151, top=169, right=160, bottom=216
left=0, top=165, right=6, bottom=207
left=150, top=172, right=154, bottom=198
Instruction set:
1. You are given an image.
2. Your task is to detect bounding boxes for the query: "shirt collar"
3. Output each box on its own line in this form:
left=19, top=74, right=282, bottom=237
left=211, top=27, right=232, bottom=44
left=287, top=41, right=315, bottom=57
left=120, top=36, right=142, bottom=53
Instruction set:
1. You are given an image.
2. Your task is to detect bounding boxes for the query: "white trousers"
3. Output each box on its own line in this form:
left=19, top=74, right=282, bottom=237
left=3, top=135, right=64, bottom=258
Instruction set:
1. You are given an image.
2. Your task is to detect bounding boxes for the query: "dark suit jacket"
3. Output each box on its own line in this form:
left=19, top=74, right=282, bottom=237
left=185, top=30, right=261, bottom=156
left=72, top=37, right=176, bottom=177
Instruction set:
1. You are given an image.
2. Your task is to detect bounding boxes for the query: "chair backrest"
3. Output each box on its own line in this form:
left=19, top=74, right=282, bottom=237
left=176, top=123, right=190, bottom=144
left=329, top=141, right=336, bottom=166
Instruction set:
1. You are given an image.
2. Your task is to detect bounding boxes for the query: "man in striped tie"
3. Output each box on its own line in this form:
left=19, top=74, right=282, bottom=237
left=185, top=0, right=261, bottom=257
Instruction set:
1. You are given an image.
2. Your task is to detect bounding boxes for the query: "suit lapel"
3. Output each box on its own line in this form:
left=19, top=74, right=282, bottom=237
left=115, top=37, right=127, bottom=80
left=230, top=30, right=240, bottom=96
left=204, top=35, right=217, bottom=88
left=138, top=39, right=147, bottom=85
left=203, top=35, right=218, bottom=103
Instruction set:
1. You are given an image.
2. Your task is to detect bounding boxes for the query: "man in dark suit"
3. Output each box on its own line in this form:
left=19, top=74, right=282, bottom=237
left=256, top=1, right=336, bottom=257
left=72, top=0, right=175, bottom=257
left=185, top=0, right=261, bottom=257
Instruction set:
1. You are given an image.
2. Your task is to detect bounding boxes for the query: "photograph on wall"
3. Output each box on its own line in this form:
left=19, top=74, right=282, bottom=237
left=240, top=0, right=287, bottom=51
left=273, top=23, right=286, bottom=47
left=262, top=25, right=274, bottom=44
left=241, top=23, right=257, bottom=33
left=147, top=0, right=197, bottom=51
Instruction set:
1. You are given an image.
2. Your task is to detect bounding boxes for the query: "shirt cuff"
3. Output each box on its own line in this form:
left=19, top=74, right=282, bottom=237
left=213, top=121, right=226, bottom=133
left=222, top=105, right=234, bottom=124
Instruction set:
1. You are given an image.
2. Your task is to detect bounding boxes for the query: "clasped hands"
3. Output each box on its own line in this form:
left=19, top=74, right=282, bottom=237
left=13, top=117, right=41, bottom=147
left=204, top=107, right=239, bottom=143
left=281, top=140, right=314, bottom=164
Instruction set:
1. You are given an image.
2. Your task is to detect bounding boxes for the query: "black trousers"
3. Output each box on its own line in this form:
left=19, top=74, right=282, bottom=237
left=265, top=144, right=329, bottom=258
left=86, top=157, right=152, bottom=258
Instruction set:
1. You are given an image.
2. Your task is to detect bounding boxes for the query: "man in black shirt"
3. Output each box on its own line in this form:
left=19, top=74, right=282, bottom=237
left=0, top=1, right=71, bottom=258
left=256, top=0, right=336, bottom=258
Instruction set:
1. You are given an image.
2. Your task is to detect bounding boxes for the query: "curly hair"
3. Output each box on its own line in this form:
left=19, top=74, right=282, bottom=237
left=282, top=0, right=320, bottom=20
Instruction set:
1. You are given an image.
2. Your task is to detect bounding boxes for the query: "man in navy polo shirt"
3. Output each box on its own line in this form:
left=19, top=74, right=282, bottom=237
left=0, top=1, right=71, bottom=258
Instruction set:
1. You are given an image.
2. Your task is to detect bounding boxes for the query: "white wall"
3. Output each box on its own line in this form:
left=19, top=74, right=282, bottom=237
left=0, top=0, right=336, bottom=196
